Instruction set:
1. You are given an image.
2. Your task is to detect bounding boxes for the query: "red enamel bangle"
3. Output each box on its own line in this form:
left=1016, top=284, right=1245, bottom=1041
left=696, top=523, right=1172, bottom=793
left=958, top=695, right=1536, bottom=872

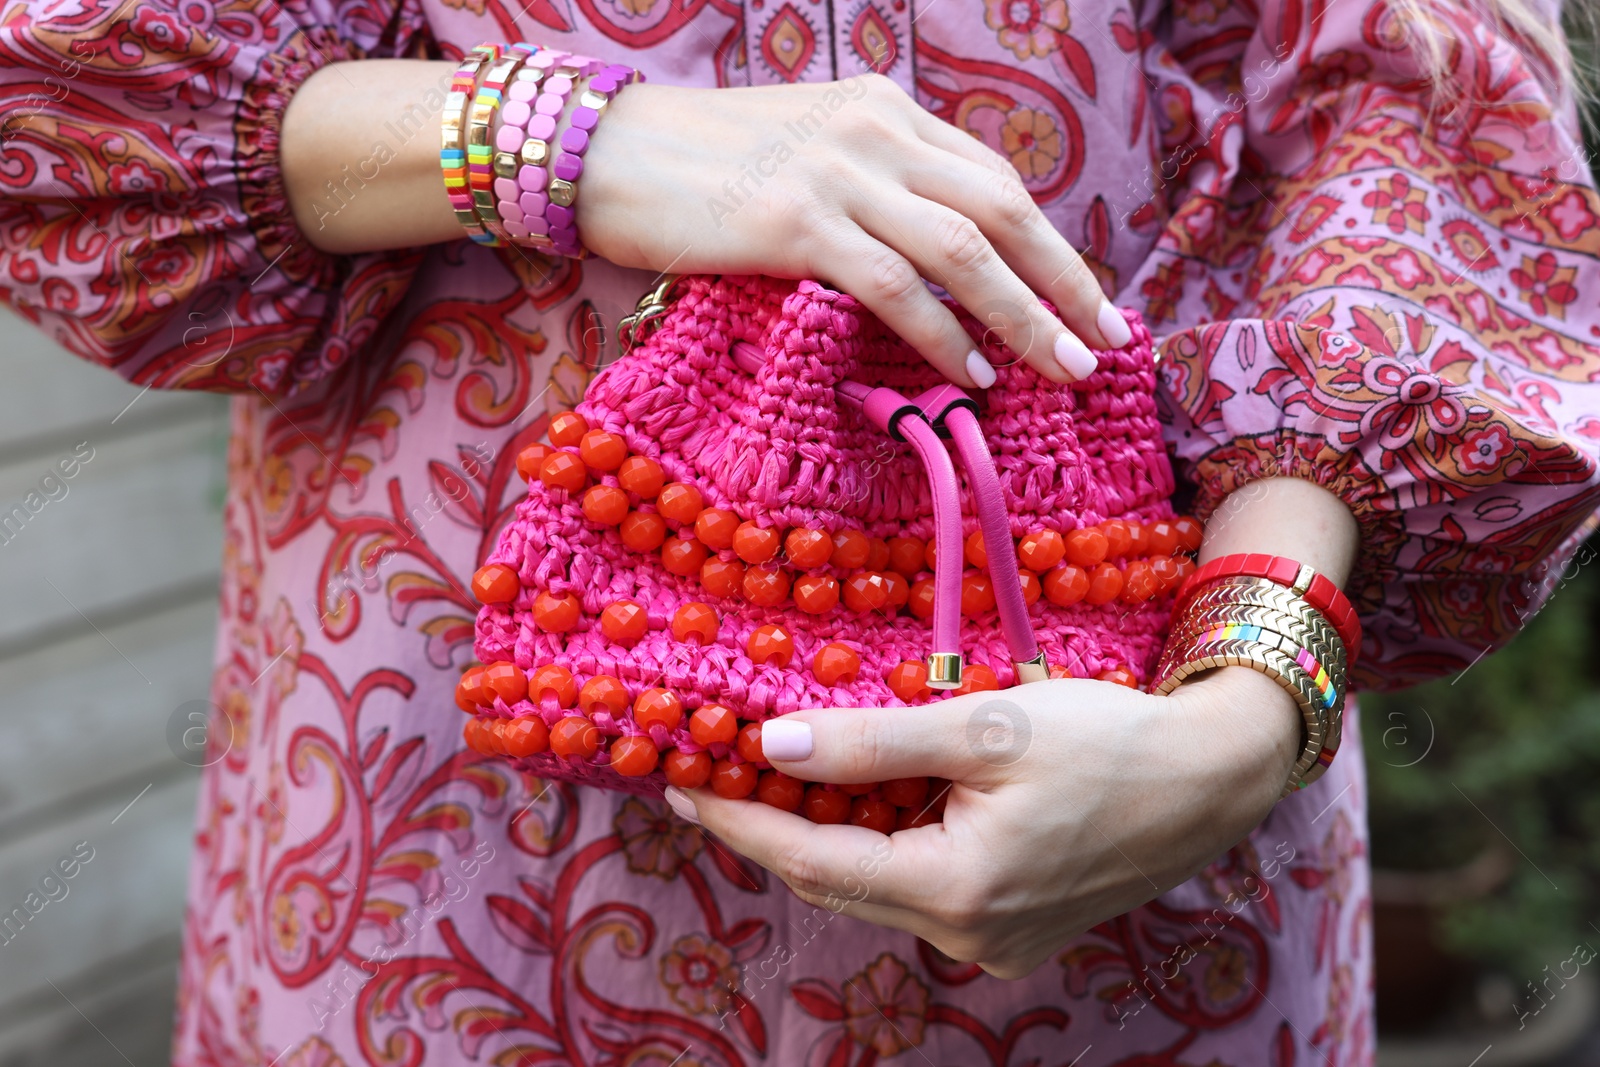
left=1175, top=552, right=1360, bottom=661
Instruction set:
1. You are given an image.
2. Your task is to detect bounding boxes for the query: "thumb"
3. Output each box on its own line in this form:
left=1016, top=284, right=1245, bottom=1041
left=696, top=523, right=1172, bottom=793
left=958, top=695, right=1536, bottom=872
left=759, top=690, right=1037, bottom=785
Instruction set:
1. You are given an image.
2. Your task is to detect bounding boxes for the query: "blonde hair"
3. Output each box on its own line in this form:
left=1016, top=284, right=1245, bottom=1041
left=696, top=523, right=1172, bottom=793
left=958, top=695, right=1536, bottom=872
left=1386, top=0, right=1598, bottom=134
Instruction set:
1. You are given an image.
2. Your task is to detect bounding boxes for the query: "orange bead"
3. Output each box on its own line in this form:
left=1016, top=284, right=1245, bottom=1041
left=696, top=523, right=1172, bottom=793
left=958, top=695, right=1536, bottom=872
left=515, top=443, right=553, bottom=482
left=850, top=797, right=897, bottom=834
left=784, top=528, right=833, bottom=569
left=1018, top=571, right=1042, bottom=605
left=471, top=564, right=519, bottom=605
left=455, top=666, right=488, bottom=713
left=579, top=675, right=630, bottom=718
left=1097, top=666, right=1138, bottom=688
left=690, top=704, right=738, bottom=747
left=1064, top=528, right=1108, bottom=568
left=1085, top=562, right=1124, bottom=605
left=1100, top=520, right=1133, bottom=559
left=662, top=537, right=710, bottom=577
left=620, top=511, right=668, bottom=552
left=657, top=482, right=704, bottom=524
left=961, top=574, right=996, bottom=615
left=609, top=734, right=660, bottom=776
left=634, top=688, right=685, bottom=732
left=1173, top=556, right=1196, bottom=583
left=617, top=455, right=665, bottom=498
left=881, top=776, right=929, bottom=808
left=842, top=572, right=891, bottom=613
left=924, top=538, right=939, bottom=572
left=1048, top=664, right=1075, bottom=680
left=838, top=780, right=877, bottom=797
left=964, top=531, right=988, bottom=569
left=485, top=718, right=510, bottom=756
left=1173, top=516, right=1205, bottom=553
left=548, top=411, right=589, bottom=448
left=866, top=538, right=891, bottom=572
left=886, top=537, right=926, bottom=577
left=700, top=558, right=745, bottom=598
left=887, top=661, right=931, bottom=702
left=896, top=805, right=941, bottom=830
left=793, top=574, right=840, bottom=614
left=733, top=522, right=782, bottom=564
left=803, top=786, right=851, bottom=824
left=881, top=572, right=909, bottom=610
left=736, top=722, right=765, bottom=763
left=1043, top=565, right=1088, bottom=606
left=549, top=716, right=600, bottom=760
left=742, top=565, right=791, bottom=607
left=1128, top=523, right=1150, bottom=557
left=1120, top=560, right=1159, bottom=604
left=540, top=452, right=587, bottom=494
left=1148, top=521, right=1179, bottom=557
left=811, top=642, right=861, bottom=686
left=710, top=759, right=759, bottom=799
left=579, top=430, right=628, bottom=471
left=484, top=662, right=528, bottom=705
left=663, top=749, right=712, bottom=789
left=529, top=664, right=577, bottom=708
left=502, top=716, right=550, bottom=758
left=1149, top=555, right=1181, bottom=590
left=533, top=591, right=581, bottom=633
left=671, top=602, right=720, bottom=644
left=599, top=600, right=649, bottom=645
left=462, top=717, right=490, bottom=754
left=757, top=771, right=805, bottom=812
left=908, top=578, right=935, bottom=619
left=1018, top=530, right=1066, bottom=571
left=830, top=530, right=870, bottom=569
left=747, top=624, right=794, bottom=668
left=694, top=508, right=739, bottom=550
left=582, top=485, right=630, bottom=526
left=955, top=663, right=1000, bottom=695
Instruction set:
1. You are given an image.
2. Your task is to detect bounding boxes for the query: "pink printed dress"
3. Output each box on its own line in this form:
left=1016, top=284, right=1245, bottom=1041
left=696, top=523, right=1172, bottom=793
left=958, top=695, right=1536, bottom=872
left=2, top=0, right=1598, bottom=1060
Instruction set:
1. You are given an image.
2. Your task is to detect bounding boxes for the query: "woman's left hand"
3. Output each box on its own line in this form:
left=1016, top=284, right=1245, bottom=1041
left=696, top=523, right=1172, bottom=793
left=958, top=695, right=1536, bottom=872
left=665, top=665, right=1302, bottom=979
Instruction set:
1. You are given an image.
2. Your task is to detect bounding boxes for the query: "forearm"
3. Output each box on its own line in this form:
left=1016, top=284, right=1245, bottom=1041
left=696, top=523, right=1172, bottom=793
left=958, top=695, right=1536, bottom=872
left=281, top=60, right=464, bottom=254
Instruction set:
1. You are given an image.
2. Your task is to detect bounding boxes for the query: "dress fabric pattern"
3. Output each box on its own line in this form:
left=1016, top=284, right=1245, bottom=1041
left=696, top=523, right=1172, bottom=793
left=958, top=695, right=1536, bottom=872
left=0, top=0, right=1597, bottom=1059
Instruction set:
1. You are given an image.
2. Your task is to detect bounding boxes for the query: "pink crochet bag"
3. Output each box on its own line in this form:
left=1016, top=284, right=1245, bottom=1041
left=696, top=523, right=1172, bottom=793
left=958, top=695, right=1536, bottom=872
left=456, top=275, right=1198, bottom=826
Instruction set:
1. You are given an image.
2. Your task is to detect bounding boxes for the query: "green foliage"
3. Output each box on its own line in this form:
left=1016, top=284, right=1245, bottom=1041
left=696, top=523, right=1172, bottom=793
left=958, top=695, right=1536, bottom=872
left=1361, top=537, right=1600, bottom=974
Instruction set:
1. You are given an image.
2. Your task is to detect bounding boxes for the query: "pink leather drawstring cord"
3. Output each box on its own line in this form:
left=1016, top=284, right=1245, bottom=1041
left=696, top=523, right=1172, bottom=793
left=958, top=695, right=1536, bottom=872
left=729, top=342, right=1050, bottom=689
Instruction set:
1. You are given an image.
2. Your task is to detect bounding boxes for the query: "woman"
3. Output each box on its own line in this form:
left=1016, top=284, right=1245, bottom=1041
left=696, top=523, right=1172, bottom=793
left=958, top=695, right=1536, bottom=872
left=1, top=0, right=1597, bottom=1060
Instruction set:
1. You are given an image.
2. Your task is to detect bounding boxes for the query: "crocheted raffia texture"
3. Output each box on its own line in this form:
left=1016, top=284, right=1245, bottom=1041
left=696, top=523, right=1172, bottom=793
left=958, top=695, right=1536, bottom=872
left=474, top=275, right=1177, bottom=793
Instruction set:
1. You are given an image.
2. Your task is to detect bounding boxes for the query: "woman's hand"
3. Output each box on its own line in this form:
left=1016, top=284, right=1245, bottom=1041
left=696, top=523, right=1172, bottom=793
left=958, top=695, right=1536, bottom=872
left=664, top=665, right=1301, bottom=979
left=580, top=76, right=1130, bottom=388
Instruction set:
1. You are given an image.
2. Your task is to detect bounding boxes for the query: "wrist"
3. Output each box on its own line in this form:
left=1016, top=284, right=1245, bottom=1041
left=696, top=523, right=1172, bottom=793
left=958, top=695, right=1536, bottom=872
left=1166, top=665, right=1302, bottom=812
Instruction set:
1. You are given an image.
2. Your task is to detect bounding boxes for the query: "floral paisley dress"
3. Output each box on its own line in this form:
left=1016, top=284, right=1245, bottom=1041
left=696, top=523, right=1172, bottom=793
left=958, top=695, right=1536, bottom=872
left=2, top=0, right=1598, bottom=1059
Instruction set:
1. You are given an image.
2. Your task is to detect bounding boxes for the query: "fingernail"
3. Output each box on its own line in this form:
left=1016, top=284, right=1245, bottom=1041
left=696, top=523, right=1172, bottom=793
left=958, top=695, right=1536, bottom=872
left=964, top=350, right=997, bottom=389
left=761, top=718, right=813, bottom=761
left=664, top=785, right=702, bottom=824
left=1097, top=300, right=1133, bottom=349
left=1053, top=330, right=1099, bottom=380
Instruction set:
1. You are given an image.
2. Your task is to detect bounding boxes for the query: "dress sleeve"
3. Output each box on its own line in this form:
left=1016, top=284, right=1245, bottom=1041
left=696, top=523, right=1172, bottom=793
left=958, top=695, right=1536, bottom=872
left=0, top=0, right=431, bottom=395
left=1129, top=0, right=1600, bottom=688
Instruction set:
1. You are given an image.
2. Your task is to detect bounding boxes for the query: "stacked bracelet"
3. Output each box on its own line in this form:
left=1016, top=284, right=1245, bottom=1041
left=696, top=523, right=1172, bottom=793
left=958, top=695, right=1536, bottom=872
left=444, top=41, right=641, bottom=257
left=1154, top=554, right=1355, bottom=799
left=441, top=45, right=503, bottom=245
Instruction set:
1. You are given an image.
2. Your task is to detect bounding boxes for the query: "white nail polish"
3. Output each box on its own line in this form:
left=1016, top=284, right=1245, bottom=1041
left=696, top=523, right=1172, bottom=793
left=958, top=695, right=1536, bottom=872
left=1053, top=330, right=1098, bottom=380
left=965, top=350, right=997, bottom=389
left=1097, top=299, right=1133, bottom=348
left=761, top=718, right=814, bottom=761
left=664, top=785, right=702, bottom=825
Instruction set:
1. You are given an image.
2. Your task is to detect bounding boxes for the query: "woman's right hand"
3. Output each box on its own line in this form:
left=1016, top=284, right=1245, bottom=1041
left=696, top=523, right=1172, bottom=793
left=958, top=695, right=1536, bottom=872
left=580, top=75, right=1130, bottom=389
